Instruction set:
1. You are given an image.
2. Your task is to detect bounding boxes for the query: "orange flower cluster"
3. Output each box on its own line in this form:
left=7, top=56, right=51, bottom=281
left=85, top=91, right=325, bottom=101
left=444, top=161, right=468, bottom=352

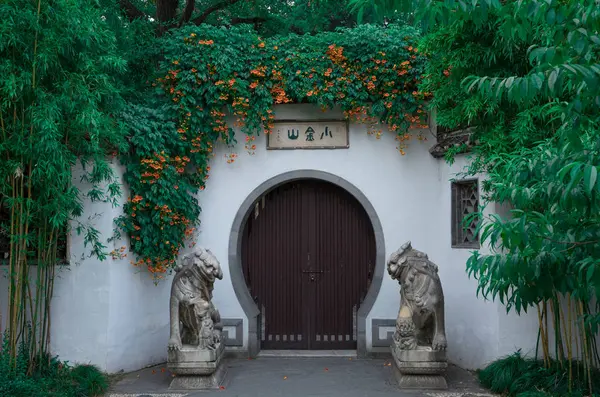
left=260, top=109, right=275, bottom=134
left=169, top=213, right=192, bottom=227
left=109, top=246, right=128, bottom=260
left=225, top=153, right=238, bottom=164
left=232, top=97, right=250, bottom=108
left=327, top=44, right=347, bottom=65
left=271, top=85, right=291, bottom=104
left=184, top=33, right=215, bottom=46
left=140, top=153, right=173, bottom=183
left=344, top=106, right=378, bottom=125
left=190, top=138, right=212, bottom=154
left=173, top=155, right=190, bottom=173
left=404, top=112, right=428, bottom=129
left=367, top=125, right=385, bottom=140
left=271, top=68, right=283, bottom=81
left=394, top=60, right=412, bottom=76
left=250, top=66, right=267, bottom=77
left=208, top=109, right=230, bottom=135
left=233, top=118, right=246, bottom=128
left=141, top=167, right=161, bottom=183
left=244, top=135, right=257, bottom=154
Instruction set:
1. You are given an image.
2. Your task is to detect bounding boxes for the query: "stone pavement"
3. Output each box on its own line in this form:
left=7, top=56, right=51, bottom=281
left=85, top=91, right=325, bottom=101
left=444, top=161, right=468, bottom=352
left=107, top=357, right=497, bottom=397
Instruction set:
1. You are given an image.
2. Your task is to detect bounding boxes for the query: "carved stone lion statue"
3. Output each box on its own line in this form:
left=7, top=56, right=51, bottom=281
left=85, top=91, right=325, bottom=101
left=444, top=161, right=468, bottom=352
left=387, top=241, right=447, bottom=351
left=168, top=248, right=223, bottom=352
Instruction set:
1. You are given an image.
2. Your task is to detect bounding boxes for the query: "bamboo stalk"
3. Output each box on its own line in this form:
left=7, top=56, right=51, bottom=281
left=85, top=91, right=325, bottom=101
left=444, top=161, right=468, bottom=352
left=12, top=169, right=26, bottom=365
left=549, top=297, right=564, bottom=367
left=27, top=228, right=44, bottom=373
left=18, top=161, right=33, bottom=372
left=574, top=302, right=580, bottom=378
left=578, top=300, right=592, bottom=395
left=8, top=176, right=17, bottom=364
left=39, top=264, right=48, bottom=362
left=537, top=302, right=550, bottom=366
left=535, top=323, right=542, bottom=361
left=0, top=105, right=5, bottom=140
left=24, top=268, right=35, bottom=375
left=39, top=228, right=52, bottom=360
left=38, top=264, right=47, bottom=367
left=45, top=255, right=56, bottom=358
left=544, top=300, right=549, bottom=364
left=18, top=0, right=41, bottom=366
left=566, top=293, right=573, bottom=393
left=584, top=302, right=600, bottom=368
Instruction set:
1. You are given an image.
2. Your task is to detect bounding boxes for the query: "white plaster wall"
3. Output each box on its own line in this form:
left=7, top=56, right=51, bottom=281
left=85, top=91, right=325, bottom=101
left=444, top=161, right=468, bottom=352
left=433, top=155, right=501, bottom=369
left=4, top=104, right=591, bottom=373
left=0, top=163, right=116, bottom=369
left=103, top=164, right=173, bottom=373
left=51, top=161, right=174, bottom=373
left=0, top=161, right=173, bottom=374
left=196, top=104, right=503, bottom=369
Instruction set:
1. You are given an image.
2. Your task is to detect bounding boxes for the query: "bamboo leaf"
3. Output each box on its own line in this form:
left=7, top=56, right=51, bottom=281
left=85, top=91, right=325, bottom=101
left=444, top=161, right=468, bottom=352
left=586, top=263, right=595, bottom=283
left=583, top=165, right=597, bottom=195
left=548, top=69, right=558, bottom=93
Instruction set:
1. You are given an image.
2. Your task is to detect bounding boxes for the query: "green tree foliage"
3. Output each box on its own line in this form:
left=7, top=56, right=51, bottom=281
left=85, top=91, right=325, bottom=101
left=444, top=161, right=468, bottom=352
left=119, top=0, right=358, bottom=36
left=348, top=0, right=417, bottom=24
left=416, top=0, right=600, bottom=391
left=0, top=0, right=127, bottom=372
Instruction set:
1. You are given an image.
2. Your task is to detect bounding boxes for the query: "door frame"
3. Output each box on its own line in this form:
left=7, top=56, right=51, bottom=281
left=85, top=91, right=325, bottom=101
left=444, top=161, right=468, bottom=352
left=228, top=170, right=386, bottom=358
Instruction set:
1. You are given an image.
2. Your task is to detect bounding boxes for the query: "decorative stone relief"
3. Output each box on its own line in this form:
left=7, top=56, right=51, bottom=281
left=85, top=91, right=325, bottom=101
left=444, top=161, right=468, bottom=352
left=167, top=248, right=228, bottom=389
left=387, top=241, right=448, bottom=389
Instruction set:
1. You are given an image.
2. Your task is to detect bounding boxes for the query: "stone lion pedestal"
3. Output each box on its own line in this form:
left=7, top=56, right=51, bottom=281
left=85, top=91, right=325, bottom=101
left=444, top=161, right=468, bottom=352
left=168, top=342, right=227, bottom=389
left=387, top=241, right=448, bottom=390
left=166, top=248, right=228, bottom=390
left=391, top=345, right=448, bottom=389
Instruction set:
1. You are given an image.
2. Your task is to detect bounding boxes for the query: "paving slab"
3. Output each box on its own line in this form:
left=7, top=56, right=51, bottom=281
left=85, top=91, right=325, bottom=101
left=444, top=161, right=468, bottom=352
left=107, top=357, right=496, bottom=397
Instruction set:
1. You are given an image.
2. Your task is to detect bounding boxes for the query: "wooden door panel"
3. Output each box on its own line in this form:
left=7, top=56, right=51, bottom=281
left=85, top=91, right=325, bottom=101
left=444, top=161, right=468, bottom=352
left=243, top=183, right=307, bottom=349
left=241, top=180, right=375, bottom=350
left=309, top=181, right=375, bottom=349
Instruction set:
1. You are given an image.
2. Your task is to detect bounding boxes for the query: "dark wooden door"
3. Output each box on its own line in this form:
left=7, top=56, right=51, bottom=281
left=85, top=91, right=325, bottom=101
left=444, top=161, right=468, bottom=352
left=241, top=179, right=375, bottom=350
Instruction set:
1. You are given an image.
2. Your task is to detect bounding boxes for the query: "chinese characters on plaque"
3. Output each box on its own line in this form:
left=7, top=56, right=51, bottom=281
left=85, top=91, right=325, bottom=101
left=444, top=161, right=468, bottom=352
left=267, top=121, right=349, bottom=150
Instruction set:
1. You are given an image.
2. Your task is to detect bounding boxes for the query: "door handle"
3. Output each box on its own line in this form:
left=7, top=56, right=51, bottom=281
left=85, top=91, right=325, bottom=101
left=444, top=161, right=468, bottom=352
left=301, top=270, right=324, bottom=274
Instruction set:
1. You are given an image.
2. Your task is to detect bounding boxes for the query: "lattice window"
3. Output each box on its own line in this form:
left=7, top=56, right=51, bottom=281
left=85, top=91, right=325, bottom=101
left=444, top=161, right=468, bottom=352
left=451, top=179, right=480, bottom=248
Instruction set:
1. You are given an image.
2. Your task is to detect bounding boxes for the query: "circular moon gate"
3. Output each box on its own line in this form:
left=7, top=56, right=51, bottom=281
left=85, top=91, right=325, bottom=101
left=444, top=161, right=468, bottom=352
left=241, top=179, right=376, bottom=350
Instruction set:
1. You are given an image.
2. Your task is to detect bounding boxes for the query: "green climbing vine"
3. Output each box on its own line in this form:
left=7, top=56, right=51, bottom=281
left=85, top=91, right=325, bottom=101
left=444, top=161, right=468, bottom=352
left=118, top=24, right=429, bottom=279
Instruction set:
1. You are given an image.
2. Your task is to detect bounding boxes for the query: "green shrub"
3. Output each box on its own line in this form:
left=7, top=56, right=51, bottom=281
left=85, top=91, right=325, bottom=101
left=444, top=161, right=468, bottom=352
left=0, top=335, right=109, bottom=397
left=69, top=364, right=109, bottom=396
left=479, top=351, right=600, bottom=397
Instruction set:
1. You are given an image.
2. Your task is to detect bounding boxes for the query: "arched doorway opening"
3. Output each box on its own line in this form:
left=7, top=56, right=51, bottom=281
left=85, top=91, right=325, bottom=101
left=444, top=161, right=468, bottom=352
left=241, top=179, right=376, bottom=350
left=228, top=170, right=385, bottom=357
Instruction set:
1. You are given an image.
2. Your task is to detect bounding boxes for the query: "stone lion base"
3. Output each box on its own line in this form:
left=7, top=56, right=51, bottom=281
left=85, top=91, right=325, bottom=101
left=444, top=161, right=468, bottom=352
left=167, top=343, right=227, bottom=390
left=391, top=344, right=448, bottom=390
left=169, top=363, right=228, bottom=390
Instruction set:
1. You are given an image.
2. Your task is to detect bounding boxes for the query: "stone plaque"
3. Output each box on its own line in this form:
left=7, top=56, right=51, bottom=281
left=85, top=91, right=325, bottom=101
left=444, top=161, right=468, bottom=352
left=267, top=120, right=349, bottom=150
